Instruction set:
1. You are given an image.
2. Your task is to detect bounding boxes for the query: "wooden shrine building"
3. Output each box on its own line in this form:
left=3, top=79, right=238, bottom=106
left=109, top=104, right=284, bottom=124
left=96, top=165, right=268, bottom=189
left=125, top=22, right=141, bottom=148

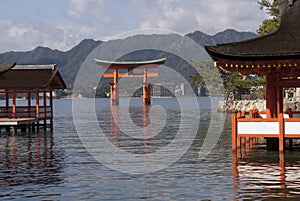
left=95, top=58, right=166, bottom=105
left=205, top=0, right=300, bottom=152
left=0, top=63, right=66, bottom=131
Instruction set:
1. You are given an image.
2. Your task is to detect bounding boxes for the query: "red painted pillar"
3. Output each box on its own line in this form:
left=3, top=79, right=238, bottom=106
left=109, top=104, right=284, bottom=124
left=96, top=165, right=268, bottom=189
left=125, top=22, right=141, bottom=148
left=28, top=90, right=31, bottom=117
left=43, top=90, right=47, bottom=124
left=50, top=89, right=53, bottom=121
left=279, top=113, right=285, bottom=152
left=266, top=74, right=277, bottom=118
left=143, top=83, right=151, bottom=105
left=279, top=152, right=286, bottom=192
left=276, top=77, right=283, bottom=118
left=110, top=69, right=119, bottom=105
left=232, top=113, right=237, bottom=152
left=36, top=89, right=39, bottom=119
left=5, top=90, right=9, bottom=117
left=12, top=89, right=16, bottom=118
left=143, top=68, right=151, bottom=105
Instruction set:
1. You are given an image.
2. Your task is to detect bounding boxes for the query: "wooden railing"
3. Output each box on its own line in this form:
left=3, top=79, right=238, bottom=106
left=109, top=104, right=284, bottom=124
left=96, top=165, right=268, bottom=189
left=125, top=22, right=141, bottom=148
left=0, top=106, right=52, bottom=120
left=232, top=108, right=300, bottom=152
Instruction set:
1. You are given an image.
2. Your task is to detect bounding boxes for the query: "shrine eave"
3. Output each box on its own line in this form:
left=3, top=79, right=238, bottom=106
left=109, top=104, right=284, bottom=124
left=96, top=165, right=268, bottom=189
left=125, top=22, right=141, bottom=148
left=95, top=58, right=166, bottom=69
left=214, top=58, right=300, bottom=76
left=205, top=45, right=300, bottom=62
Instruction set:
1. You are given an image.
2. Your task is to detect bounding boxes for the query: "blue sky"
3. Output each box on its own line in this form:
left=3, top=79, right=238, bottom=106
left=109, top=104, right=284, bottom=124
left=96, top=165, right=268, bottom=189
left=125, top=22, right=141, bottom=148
left=0, top=0, right=267, bottom=53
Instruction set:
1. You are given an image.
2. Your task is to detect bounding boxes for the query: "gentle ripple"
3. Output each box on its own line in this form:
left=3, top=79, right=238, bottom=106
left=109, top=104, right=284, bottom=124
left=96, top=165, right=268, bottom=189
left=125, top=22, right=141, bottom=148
left=0, top=97, right=299, bottom=200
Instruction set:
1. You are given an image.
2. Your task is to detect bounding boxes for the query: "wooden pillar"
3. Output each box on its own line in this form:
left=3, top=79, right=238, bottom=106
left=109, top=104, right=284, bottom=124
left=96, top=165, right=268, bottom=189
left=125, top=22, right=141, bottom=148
left=110, top=83, right=119, bottom=105
left=143, top=69, right=151, bottom=105
left=43, top=90, right=47, bottom=125
left=232, top=151, right=239, bottom=190
left=266, top=74, right=277, bottom=118
left=279, top=113, right=285, bottom=152
left=110, top=69, right=119, bottom=105
left=266, top=74, right=280, bottom=150
left=50, top=89, right=53, bottom=125
left=143, top=68, right=148, bottom=83
left=5, top=90, right=9, bottom=117
left=28, top=90, right=31, bottom=117
left=279, top=152, right=286, bottom=192
left=232, top=113, right=237, bottom=152
left=12, top=88, right=16, bottom=118
left=36, top=89, right=39, bottom=119
left=143, top=83, right=151, bottom=105
left=276, top=77, right=283, bottom=117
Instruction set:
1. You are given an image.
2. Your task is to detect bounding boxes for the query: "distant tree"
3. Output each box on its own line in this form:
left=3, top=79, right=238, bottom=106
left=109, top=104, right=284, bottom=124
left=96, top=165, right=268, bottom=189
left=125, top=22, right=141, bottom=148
left=190, top=61, right=224, bottom=96
left=257, top=0, right=280, bottom=35
left=221, top=72, right=266, bottom=102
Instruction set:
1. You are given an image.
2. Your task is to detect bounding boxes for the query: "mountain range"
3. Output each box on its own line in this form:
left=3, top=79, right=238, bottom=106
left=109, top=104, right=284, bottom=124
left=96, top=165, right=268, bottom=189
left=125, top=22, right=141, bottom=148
left=0, top=29, right=256, bottom=87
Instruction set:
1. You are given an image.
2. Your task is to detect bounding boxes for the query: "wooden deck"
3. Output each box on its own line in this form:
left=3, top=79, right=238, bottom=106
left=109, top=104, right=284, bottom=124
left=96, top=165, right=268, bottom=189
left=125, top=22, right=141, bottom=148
left=0, top=118, right=36, bottom=126
left=0, top=116, right=52, bottom=132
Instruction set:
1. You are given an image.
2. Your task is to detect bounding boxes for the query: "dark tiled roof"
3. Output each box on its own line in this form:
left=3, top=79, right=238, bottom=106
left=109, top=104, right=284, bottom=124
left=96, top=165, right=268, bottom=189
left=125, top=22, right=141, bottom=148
left=0, top=63, right=16, bottom=73
left=205, top=0, right=300, bottom=61
left=0, top=64, right=66, bottom=89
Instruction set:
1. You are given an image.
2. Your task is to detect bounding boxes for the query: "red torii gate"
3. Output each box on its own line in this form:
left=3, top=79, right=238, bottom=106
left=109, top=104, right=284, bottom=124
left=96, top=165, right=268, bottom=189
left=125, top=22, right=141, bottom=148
left=95, top=58, right=166, bottom=105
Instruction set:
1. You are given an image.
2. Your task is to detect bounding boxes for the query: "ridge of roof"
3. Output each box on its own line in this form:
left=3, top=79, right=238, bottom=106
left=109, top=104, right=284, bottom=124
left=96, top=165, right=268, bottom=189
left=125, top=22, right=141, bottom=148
left=13, top=64, right=56, bottom=70
left=95, top=58, right=166, bottom=66
left=0, top=63, right=16, bottom=73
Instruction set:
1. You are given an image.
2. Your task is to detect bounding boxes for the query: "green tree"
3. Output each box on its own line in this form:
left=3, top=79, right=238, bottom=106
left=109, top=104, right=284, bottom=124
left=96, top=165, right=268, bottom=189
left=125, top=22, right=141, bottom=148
left=257, top=0, right=280, bottom=35
left=190, top=61, right=224, bottom=96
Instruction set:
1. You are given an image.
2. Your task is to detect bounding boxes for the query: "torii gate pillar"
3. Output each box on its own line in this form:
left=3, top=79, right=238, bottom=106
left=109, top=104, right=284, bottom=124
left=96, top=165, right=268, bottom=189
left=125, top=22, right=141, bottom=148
left=143, top=83, right=151, bottom=105
left=143, top=69, right=151, bottom=105
left=110, top=69, right=119, bottom=105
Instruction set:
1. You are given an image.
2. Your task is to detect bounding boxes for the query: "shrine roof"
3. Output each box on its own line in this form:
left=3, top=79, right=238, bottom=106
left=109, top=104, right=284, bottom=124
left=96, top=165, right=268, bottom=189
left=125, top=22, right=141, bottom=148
left=0, top=63, right=16, bottom=73
left=0, top=64, right=66, bottom=89
left=95, top=58, right=166, bottom=69
left=205, top=0, right=300, bottom=61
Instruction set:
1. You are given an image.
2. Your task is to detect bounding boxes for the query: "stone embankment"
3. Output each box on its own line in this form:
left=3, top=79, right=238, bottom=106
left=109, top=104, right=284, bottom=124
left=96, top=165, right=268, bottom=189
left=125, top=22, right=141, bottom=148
left=217, top=99, right=266, bottom=113
left=218, top=99, right=300, bottom=113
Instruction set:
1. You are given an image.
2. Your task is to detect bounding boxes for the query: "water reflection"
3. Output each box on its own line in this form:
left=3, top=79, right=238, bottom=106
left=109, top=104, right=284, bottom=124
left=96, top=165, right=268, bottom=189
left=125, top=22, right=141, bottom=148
left=102, top=104, right=163, bottom=155
left=0, top=130, right=63, bottom=188
left=233, top=150, right=300, bottom=199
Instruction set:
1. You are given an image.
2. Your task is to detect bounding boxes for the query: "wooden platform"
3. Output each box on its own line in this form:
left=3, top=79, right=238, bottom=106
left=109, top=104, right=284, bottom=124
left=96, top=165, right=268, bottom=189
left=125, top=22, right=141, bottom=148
left=0, top=118, right=36, bottom=126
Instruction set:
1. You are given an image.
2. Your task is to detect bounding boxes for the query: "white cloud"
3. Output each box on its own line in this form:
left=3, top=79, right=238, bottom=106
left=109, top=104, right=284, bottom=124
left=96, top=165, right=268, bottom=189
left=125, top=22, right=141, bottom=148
left=0, top=19, right=86, bottom=52
left=0, top=0, right=267, bottom=53
left=129, top=0, right=265, bottom=34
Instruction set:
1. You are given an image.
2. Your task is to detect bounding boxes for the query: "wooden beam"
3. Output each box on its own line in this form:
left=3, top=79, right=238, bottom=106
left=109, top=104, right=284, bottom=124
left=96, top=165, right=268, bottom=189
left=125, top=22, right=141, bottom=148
left=103, top=72, right=158, bottom=78
left=276, top=79, right=300, bottom=87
